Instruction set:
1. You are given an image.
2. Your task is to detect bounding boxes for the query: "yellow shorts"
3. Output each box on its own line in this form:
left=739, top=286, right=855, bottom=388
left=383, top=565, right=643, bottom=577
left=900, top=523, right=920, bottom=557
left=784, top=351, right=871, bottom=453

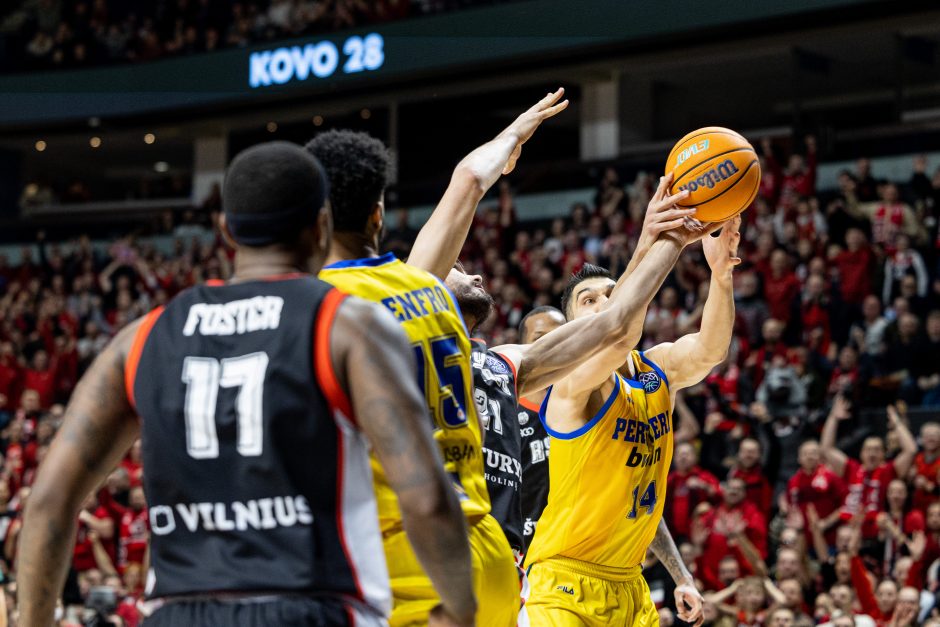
left=385, top=513, right=519, bottom=627
left=525, top=556, right=659, bottom=627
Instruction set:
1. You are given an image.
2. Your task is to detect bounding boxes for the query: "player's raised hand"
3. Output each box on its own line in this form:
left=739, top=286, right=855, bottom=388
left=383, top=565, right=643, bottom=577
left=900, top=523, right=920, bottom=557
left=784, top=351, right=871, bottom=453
left=702, top=215, right=742, bottom=278
left=500, top=88, right=569, bottom=175
left=675, top=583, right=705, bottom=627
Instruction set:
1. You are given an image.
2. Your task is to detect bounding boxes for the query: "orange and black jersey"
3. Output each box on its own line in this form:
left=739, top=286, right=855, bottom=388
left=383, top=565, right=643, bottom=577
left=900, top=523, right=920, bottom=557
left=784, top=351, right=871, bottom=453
left=126, top=276, right=389, bottom=615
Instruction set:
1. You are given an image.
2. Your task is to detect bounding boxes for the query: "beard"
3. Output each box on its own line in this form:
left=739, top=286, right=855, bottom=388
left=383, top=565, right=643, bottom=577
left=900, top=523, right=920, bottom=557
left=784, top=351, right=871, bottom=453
left=452, top=284, right=494, bottom=331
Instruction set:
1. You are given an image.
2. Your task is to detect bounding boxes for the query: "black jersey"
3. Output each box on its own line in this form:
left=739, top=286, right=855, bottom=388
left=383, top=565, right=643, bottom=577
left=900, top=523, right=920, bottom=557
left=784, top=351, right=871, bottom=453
left=129, top=276, right=388, bottom=615
left=519, top=396, right=550, bottom=554
left=471, top=340, right=523, bottom=551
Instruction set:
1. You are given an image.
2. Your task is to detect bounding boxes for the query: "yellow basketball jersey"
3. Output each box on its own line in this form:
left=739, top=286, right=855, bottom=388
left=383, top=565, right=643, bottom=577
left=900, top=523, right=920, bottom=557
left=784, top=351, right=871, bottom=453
left=320, top=253, right=489, bottom=528
left=525, top=350, right=673, bottom=568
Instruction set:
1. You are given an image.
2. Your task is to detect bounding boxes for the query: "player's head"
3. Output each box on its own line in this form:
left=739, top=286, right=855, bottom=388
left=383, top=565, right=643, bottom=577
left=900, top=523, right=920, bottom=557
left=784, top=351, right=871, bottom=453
left=220, top=141, right=331, bottom=271
left=560, top=263, right=614, bottom=320
left=446, top=261, right=494, bottom=332
left=305, top=130, right=389, bottom=246
left=519, top=306, right=565, bottom=344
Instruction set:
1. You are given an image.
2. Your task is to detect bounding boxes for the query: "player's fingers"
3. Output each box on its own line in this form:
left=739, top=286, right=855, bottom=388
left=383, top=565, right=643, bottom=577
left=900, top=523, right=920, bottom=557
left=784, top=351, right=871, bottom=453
left=730, top=256, right=743, bottom=266
left=650, top=218, right=687, bottom=233
left=660, top=188, right=689, bottom=207
left=541, top=99, right=569, bottom=119
left=651, top=208, right=696, bottom=223
left=702, top=222, right=723, bottom=236
left=538, top=87, right=565, bottom=109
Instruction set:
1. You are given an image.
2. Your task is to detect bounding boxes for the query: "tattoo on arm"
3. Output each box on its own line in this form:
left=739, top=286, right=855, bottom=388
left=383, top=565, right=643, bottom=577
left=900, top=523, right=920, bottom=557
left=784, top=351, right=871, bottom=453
left=18, top=323, right=141, bottom=626
left=649, top=518, right=694, bottom=586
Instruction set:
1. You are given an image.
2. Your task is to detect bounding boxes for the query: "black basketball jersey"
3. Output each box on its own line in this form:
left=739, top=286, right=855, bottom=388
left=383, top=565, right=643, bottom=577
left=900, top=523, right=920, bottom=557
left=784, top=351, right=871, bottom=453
left=519, top=396, right=550, bottom=554
left=471, top=340, right=523, bottom=552
left=129, top=276, right=388, bottom=615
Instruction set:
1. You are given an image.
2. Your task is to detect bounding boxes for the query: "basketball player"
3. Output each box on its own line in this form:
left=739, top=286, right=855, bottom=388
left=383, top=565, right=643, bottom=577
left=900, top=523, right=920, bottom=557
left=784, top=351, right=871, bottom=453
left=448, top=181, right=705, bottom=559
left=516, top=307, right=565, bottom=551
left=309, top=90, right=568, bottom=627
left=524, top=214, right=742, bottom=626
left=17, top=143, right=476, bottom=627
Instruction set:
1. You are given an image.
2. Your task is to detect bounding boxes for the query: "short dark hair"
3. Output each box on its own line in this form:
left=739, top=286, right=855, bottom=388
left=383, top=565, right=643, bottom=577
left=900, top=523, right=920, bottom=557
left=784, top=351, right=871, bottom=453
left=518, top=306, right=564, bottom=338
left=305, top=130, right=389, bottom=233
left=223, top=141, right=329, bottom=247
left=560, top=263, right=612, bottom=319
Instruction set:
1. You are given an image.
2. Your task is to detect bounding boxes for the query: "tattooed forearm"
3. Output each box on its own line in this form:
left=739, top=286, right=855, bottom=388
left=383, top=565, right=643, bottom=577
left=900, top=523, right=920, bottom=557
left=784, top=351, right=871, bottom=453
left=18, top=323, right=141, bottom=627
left=650, top=518, right=694, bottom=585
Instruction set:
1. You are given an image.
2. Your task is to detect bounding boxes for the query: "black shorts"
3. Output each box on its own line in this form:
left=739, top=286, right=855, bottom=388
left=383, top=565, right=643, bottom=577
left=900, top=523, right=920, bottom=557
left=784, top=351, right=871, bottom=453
left=143, top=595, right=380, bottom=627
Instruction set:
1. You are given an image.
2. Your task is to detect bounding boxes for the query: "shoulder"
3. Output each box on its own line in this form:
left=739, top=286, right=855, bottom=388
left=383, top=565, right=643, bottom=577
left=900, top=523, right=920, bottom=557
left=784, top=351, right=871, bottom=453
left=490, top=343, right=523, bottom=374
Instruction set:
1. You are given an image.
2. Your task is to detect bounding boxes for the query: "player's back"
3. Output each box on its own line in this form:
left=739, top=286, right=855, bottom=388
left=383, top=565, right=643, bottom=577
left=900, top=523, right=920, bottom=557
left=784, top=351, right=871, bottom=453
left=128, top=276, right=388, bottom=616
left=320, top=253, right=489, bottom=527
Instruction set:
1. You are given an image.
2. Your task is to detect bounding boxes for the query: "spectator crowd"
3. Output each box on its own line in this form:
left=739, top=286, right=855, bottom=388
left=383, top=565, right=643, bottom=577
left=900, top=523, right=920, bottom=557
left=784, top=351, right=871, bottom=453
left=0, top=138, right=938, bottom=624
left=1, top=0, right=513, bottom=72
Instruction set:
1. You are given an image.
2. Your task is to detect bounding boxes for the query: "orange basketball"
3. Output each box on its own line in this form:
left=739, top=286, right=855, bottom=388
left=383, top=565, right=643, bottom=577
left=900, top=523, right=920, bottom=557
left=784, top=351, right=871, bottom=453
left=665, top=126, right=761, bottom=222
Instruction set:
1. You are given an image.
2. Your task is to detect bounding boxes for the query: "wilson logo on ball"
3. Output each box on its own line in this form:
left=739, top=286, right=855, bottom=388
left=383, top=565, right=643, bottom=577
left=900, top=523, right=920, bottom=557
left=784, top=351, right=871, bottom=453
left=675, top=139, right=709, bottom=167
left=677, top=159, right=739, bottom=192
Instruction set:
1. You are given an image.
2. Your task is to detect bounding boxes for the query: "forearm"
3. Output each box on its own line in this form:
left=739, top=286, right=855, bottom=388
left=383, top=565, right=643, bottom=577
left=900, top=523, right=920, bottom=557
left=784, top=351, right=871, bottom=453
left=401, top=499, right=476, bottom=621
left=92, top=537, right=118, bottom=576
left=407, top=134, right=517, bottom=279
left=810, top=522, right=830, bottom=560
left=733, top=533, right=768, bottom=577
left=687, top=274, right=734, bottom=368
left=649, top=518, right=694, bottom=586
left=18, top=497, right=79, bottom=626
left=82, top=514, right=114, bottom=538
left=516, top=239, right=681, bottom=395
left=820, top=415, right=838, bottom=454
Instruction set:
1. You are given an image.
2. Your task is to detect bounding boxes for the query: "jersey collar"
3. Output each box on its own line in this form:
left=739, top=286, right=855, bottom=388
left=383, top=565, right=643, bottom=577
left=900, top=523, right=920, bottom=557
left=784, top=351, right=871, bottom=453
left=323, top=252, right=397, bottom=270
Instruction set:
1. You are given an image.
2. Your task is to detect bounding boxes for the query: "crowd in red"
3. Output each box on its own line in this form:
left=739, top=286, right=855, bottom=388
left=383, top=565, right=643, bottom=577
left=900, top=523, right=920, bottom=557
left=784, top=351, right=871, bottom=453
left=445, top=138, right=940, bottom=626
left=0, top=138, right=939, bottom=624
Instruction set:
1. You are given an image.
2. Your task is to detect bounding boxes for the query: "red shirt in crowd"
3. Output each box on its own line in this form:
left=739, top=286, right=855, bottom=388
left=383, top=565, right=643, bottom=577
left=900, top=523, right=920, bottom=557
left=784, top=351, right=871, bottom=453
left=0, top=359, right=20, bottom=403
left=763, top=271, right=801, bottom=323
left=841, top=458, right=896, bottom=537
left=912, top=452, right=940, bottom=513
left=119, top=507, right=149, bottom=568
left=22, top=365, right=56, bottom=408
left=787, top=464, right=846, bottom=541
left=833, top=247, right=874, bottom=305
left=697, top=502, right=768, bottom=591
left=666, top=466, right=722, bottom=537
left=729, top=465, right=773, bottom=514
left=73, top=506, right=115, bottom=572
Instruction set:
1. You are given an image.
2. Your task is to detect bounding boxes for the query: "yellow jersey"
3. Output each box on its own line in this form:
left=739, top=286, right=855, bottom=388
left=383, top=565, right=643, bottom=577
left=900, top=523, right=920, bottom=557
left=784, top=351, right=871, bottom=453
left=320, top=253, right=489, bottom=529
left=525, top=350, right=673, bottom=568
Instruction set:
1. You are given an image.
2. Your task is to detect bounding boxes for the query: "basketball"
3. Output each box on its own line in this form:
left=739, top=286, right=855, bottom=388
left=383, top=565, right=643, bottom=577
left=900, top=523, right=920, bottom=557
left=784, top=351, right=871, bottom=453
left=665, top=126, right=761, bottom=222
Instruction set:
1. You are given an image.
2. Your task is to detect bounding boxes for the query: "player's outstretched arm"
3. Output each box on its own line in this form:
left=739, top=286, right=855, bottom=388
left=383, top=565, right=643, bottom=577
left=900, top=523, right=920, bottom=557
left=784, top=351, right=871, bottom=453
left=408, top=89, right=568, bottom=280
left=650, top=518, right=704, bottom=627
left=18, top=321, right=142, bottom=627
left=330, top=298, right=476, bottom=626
left=645, top=215, right=742, bottom=391
left=497, top=235, right=684, bottom=397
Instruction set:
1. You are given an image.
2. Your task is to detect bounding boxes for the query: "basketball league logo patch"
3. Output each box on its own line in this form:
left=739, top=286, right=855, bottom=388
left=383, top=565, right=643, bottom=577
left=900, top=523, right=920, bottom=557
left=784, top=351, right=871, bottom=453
left=638, top=371, right=661, bottom=394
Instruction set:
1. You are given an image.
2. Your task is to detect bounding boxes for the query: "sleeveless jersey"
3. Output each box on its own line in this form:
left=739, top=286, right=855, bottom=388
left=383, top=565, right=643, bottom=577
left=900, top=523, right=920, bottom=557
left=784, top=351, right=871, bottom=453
left=519, top=395, right=549, bottom=554
left=471, top=340, right=523, bottom=551
left=128, top=276, right=389, bottom=614
left=525, top=350, right=673, bottom=568
left=320, top=253, right=489, bottom=526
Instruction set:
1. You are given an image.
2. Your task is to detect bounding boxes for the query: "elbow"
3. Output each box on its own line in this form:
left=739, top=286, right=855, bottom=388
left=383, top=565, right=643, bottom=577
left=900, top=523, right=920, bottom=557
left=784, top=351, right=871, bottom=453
left=452, top=163, right=488, bottom=197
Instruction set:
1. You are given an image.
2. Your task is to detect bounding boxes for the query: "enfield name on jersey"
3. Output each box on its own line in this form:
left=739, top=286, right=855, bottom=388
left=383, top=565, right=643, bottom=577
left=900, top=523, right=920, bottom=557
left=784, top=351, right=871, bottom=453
left=149, top=494, right=312, bottom=536
left=182, top=296, right=284, bottom=337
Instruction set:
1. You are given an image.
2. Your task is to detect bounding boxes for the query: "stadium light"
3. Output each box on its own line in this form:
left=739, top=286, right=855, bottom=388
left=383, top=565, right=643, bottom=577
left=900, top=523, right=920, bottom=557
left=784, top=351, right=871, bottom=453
left=313, top=116, right=323, bottom=126
left=89, top=137, right=101, bottom=148
left=154, top=161, right=169, bottom=172
left=266, top=122, right=277, bottom=133
left=360, top=108, right=371, bottom=120
left=144, top=133, right=156, bottom=144
left=34, top=140, right=46, bottom=152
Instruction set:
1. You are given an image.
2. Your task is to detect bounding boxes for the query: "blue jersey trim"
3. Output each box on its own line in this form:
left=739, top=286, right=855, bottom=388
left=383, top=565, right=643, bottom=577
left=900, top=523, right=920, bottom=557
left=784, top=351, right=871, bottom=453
left=538, top=376, right=620, bottom=441
left=621, top=372, right=644, bottom=389
left=638, top=351, right=669, bottom=389
left=323, top=251, right=397, bottom=270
